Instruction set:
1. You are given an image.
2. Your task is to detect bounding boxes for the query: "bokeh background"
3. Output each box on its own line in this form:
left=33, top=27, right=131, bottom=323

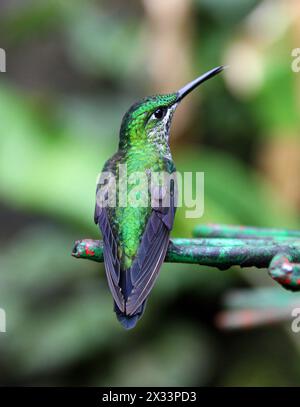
left=0, top=0, right=300, bottom=386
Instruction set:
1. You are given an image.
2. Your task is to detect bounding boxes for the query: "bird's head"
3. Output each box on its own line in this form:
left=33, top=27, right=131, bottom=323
left=119, top=66, right=225, bottom=151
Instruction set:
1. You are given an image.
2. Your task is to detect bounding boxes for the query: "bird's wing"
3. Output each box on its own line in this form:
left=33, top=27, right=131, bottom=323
left=95, top=163, right=176, bottom=316
left=126, top=177, right=176, bottom=316
left=94, top=159, right=125, bottom=313
left=95, top=203, right=125, bottom=312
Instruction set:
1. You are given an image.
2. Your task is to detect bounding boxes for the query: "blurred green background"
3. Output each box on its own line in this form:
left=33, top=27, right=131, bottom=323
left=0, top=0, right=300, bottom=386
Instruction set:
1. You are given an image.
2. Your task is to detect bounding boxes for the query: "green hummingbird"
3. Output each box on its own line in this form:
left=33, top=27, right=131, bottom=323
left=95, top=66, right=224, bottom=329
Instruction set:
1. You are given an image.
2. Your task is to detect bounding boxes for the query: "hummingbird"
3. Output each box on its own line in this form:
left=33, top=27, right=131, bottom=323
left=94, top=66, right=224, bottom=329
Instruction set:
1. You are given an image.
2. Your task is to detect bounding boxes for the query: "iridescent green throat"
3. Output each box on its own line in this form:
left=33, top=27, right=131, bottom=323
left=118, top=93, right=178, bottom=151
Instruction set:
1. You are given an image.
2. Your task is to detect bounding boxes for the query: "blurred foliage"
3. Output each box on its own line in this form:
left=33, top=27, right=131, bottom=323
left=0, top=0, right=299, bottom=386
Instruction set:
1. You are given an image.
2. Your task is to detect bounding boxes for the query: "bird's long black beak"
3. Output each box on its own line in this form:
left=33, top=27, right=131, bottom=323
left=176, top=66, right=225, bottom=102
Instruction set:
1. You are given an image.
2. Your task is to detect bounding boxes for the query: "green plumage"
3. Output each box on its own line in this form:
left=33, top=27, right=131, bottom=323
left=94, top=66, right=224, bottom=328
left=102, top=94, right=177, bottom=270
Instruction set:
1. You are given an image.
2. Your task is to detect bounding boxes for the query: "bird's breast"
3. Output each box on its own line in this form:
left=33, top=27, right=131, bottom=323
left=113, top=148, right=168, bottom=269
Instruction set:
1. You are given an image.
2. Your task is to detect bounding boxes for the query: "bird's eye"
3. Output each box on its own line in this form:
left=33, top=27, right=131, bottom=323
left=154, top=108, right=166, bottom=120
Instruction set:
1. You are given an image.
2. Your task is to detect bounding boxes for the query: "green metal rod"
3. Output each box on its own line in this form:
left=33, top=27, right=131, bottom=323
left=72, top=237, right=300, bottom=269
left=268, top=252, right=300, bottom=291
left=194, top=224, right=300, bottom=239
left=72, top=224, right=300, bottom=291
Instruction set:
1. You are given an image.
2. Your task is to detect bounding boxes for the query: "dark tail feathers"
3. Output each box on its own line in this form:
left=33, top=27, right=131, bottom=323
left=114, top=301, right=146, bottom=330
